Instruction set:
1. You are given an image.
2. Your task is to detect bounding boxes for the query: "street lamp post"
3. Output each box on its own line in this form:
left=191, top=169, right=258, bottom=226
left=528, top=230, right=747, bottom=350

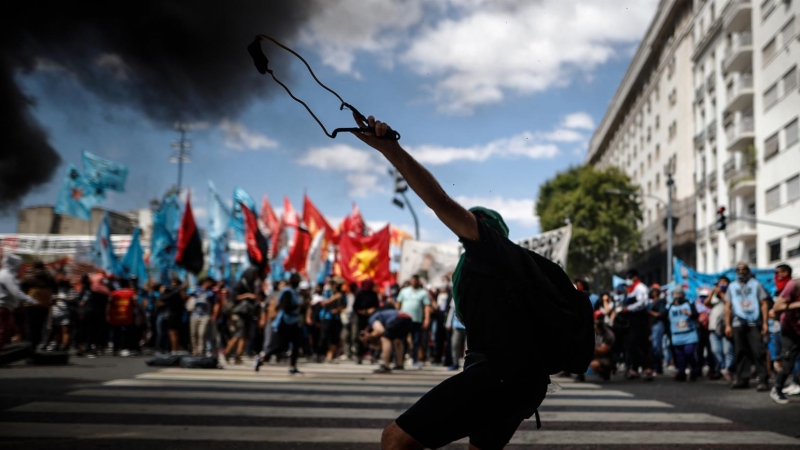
left=171, top=122, right=192, bottom=192
left=389, top=168, right=419, bottom=240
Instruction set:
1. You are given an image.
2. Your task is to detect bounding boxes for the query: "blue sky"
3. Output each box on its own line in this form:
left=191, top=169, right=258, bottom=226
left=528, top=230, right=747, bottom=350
left=1, top=0, right=659, bottom=242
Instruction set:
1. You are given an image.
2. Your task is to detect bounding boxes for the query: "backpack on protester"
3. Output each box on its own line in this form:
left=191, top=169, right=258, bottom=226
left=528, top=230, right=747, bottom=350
left=461, top=246, right=594, bottom=376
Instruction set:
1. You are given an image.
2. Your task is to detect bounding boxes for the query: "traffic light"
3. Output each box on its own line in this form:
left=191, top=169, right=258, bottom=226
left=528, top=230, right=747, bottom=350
left=389, top=168, right=408, bottom=193
left=716, top=206, right=727, bottom=231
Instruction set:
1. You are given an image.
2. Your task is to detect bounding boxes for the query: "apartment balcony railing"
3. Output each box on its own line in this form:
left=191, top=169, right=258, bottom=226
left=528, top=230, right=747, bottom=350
left=723, top=0, right=753, bottom=34
left=697, top=177, right=707, bottom=193
left=726, top=116, right=755, bottom=152
left=707, top=120, right=717, bottom=141
left=723, top=158, right=736, bottom=179
left=695, top=84, right=705, bottom=103
left=707, top=72, right=716, bottom=92
left=725, top=73, right=754, bottom=112
left=697, top=226, right=707, bottom=240
left=726, top=216, right=757, bottom=243
left=708, top=170, right=718, bottom=190
left=695, top=131, right=706, bottom=149
left=723, top=32, right=753, bottom=73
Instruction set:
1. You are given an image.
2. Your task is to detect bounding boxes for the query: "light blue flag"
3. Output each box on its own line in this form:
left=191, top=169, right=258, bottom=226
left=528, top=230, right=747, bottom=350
left=121, top=228, right=148, bottom=282
left=612, top=275, right=626, bottom=290
left=90, top=212, right=122, bottom=275
left=150, top=194, right=183, bottom=284
left=673, top=257, right=775, bottom=301
left=82, top=150, right=129, bottom=192
left=54, top=164, right=105, bottom=220
left=230, top=187, right=257, bottom=243
left=208, top=181, right=232, bottom=281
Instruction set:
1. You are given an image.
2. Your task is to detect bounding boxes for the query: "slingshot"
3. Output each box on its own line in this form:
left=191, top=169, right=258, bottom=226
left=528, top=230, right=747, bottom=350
left=248, top=35, right=400, bottom=141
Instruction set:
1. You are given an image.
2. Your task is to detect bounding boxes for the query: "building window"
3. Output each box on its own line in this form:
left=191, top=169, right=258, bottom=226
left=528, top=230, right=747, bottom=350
left=640, top=162, right=645, bottom=175
left=763, top=36, right=777, bottom=62
left=769, top=239, right=782, bottom=263
left=656, top=172, right=661, bottom=190
left=766, top=184, right=781, bottom=211
left=655, top=144, right=660, bottom=160
left=783, top=66, right=798, bottom=95
left=710, top=2, right=716, bottom=22
left=786, top=119, right=799, bottom=148
left=787, top=175, right=800, bottom=202
left=787, top=233, right=800, bottom=259
left=764, top=132, right=780, bottom=160
left=655, top=115, right=660, bottom=130
left=648, top=181, right=652, bottom=195
left=764, top=83, right=778, bottom=110
left=782, top=18, right=796, bottom=46
left=761, top=0, right=776, bottom=20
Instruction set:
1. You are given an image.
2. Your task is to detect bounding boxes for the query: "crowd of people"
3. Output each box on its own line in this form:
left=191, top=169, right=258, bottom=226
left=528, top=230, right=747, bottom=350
left=2, top=250, right=799, bottom=405
left=0, top=252, right=465, bottom=374
left=585, top=263, right=800, bottom=405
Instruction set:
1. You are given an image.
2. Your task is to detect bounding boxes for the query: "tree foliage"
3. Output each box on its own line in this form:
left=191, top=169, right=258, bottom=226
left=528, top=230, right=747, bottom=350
left=536, top=165, right=642, bottom=288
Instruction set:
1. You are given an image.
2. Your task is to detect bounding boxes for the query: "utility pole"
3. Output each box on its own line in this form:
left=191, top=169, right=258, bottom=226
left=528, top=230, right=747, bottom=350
left=665, top=156, right=675, bottom=286
left=171, top=122, right=192, bottom=192
left=389, top=168, right=419, bottom=240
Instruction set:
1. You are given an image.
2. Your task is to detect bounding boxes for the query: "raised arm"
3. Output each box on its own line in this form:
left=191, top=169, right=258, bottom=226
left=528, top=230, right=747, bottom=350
left=352, top=115, right=479, bottom=241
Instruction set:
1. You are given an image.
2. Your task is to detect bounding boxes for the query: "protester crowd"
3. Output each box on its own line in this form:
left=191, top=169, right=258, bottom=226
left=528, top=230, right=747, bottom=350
left=587, top=263, right=800, bottom=405
left=2, top=250, right=798, bottom=404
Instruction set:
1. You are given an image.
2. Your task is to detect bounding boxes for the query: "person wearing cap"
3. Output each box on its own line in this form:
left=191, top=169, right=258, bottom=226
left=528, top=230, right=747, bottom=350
left=590, top=310, right=615, bottom=380
left=667, top=289, right=700, bottom=381
left=256, top=273, right=306, bottom=375
left=353, top=115, right=563, bottom=450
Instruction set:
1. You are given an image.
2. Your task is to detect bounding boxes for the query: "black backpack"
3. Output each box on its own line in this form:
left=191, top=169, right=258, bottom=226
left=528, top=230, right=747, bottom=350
left=462, top=243, right=594, bottom=375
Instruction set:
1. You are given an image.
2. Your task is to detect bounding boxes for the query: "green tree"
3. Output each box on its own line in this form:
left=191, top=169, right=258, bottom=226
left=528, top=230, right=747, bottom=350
left=535, top=165, right=642, bottom=290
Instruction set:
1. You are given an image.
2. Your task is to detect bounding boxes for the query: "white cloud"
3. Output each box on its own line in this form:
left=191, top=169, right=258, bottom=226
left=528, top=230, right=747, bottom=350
left=453, top=196, right=539, bottom=227
left=409, top=132, right=558, bottom=165
left=297, top=144, right=385, bottom=197
left=562, top=112, right=595, bottom=130
left=219, top=119, right=279, bottom=152
left=302, top=0, right=658, bottom=113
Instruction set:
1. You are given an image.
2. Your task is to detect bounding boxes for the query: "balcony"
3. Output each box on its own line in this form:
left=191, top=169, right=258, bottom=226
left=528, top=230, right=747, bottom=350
left=726, top=217, right=757, bottom=243
left=707, top=120, right=717, bottom=141
left=695, top=84, right=705, bottom=103
left=723, top=32, right=753, bottom=74
left=695, top=131, right=706, bottom=149
left=723, top=158, right=736, bottom=179
left=726, top=116, right=754, bottom=152
left=697, top=226, right=707, bottom=241
left=697, top=177, right=707, bottom=193
left=707, top=72, right=716, bottom=92
left=708, top=170, right=718, bottom=190
left=708, top=223, right=719, bottom=237
left=723, top=0, right=752, bottom=34
left=729, top=166, right=756, bottom=197
left=725, top=73, right=754, bottom=113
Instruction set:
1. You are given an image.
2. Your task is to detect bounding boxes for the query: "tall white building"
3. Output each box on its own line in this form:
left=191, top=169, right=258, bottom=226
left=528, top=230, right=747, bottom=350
left=587, top=0, right=698, bottom=284
left=693, top=0, right=799, bottom=273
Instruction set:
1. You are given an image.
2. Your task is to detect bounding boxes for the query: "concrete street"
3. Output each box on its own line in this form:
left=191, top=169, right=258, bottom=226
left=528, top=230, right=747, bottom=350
left=1, top=356, right=798, bottom=449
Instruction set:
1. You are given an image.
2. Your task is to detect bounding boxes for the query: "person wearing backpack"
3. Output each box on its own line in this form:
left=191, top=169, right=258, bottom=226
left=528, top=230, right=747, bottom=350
left=770, top=264, right=800, bottom=404
left=352, top=115, right=593, bottom=450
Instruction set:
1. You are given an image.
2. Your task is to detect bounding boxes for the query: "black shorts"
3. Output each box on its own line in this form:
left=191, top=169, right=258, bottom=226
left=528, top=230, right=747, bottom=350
left=166, top=310, right=184, bottom=330
left=383, top=316, right=412, bottom=341
left=395, top=360, right=547, bottom=450
left=320, top=319, right=342, bottom=346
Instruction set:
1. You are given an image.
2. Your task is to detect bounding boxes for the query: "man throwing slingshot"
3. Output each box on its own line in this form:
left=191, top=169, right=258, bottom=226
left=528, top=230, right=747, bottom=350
left=352, top=115, right=592, bottom=450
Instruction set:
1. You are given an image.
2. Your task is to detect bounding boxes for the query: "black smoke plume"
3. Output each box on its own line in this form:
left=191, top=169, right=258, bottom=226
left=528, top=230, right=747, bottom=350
left=0, top=1, right=316, bottom=211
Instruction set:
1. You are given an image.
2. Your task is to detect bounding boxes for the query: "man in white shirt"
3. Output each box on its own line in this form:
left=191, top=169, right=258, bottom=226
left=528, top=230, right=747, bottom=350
left=618, top=269, right=653, bottom=381
left=397, top=275, right=431, bottom=367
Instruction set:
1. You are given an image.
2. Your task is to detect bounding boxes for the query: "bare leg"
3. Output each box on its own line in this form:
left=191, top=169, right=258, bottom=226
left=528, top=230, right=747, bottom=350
left=168, top=329, right=180, bottom=352
left=60, top=326, right=70, bottom=350
left=380, top=337, right=393, bottom=367
left=393, top=339, right=404, bottom=367
left=381, top=421, right=424, bottom=450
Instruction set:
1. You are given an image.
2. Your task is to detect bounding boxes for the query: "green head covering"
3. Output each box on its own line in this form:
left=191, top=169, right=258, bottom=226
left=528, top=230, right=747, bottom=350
left=451, top=207, right=509, bottom=321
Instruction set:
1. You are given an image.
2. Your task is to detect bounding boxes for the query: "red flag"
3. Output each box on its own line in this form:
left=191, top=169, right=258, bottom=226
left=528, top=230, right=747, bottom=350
left=283, top=197, right=300, bottom=228
left=336, top=202, right=367, bottom=242
left=260, top=195, right=280, bottom=232
left=175, top=194, right=204, bottom=274
left=242, top=203, right=269, bottom=274
left=284, top=228, right=309, bottom=274
left=338, top=225, right=390, bottom=285
left=303, top=195, right=334, bottom=242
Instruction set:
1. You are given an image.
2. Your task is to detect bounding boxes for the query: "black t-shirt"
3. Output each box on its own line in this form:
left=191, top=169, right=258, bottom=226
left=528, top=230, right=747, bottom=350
left=650, top=298, right=668, bottom=324
left=161, top=287, right=185, bottom=314
left=459, top=220, right=544, bottom=373
left=353, top=290, right=379, bottom=313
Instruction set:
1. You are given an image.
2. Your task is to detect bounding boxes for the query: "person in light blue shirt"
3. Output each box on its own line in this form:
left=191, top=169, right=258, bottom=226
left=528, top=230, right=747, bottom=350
left=667, top=289, right=699, bottom=381
left=725, top=262, right=770, bottom=390
left=397, top=275, right=431, bottom=366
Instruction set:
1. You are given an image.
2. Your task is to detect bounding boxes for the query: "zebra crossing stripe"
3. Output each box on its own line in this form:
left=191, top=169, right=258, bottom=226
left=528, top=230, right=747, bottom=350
left=67, top=389, right=641, bottom=405
left=1, top=423, right=797, bottom=445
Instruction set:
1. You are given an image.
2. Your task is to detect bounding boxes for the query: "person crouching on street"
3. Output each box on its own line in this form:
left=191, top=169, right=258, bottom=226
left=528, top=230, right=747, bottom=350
left=590, top=310, right=615, bottom=380
left=361, top=308, right=413, bottom=374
